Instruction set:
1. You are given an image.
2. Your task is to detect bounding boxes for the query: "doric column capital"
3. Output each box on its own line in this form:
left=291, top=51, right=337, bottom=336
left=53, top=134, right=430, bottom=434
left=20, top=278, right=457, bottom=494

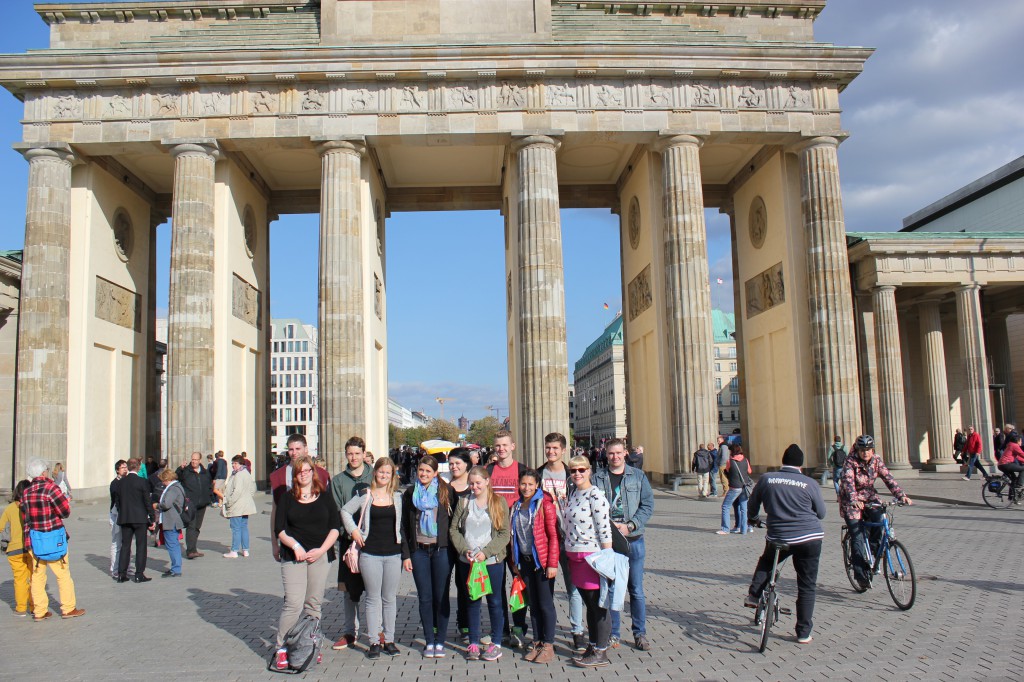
left=956, top=282, right=981, bottom=294
left=872, top=284, right=897, bottom=294
left=654, top=133, right=705, bottom=153
left=314, top=138, right=366, bottom=158
left=511, top=133, right=561, bottom=153
left=15, top=143, right=80, bottom=166
left=790, top=135, right=846, bottom=155
left=166, top=139, right=221, bottom=161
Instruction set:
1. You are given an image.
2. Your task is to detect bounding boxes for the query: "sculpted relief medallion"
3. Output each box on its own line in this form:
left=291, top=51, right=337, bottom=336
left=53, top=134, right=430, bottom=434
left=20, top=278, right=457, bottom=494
left=112, top=210, right=133, bottom=262
left=749, top=196, right=767, bottom=250
left=243, top=206, right=257, bottom=259
left=628, top=197, right=641, bottom=250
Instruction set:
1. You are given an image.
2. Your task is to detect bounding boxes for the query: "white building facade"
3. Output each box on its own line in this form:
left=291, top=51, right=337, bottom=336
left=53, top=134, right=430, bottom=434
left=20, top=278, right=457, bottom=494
left=271, top=319, right=319, bottom=456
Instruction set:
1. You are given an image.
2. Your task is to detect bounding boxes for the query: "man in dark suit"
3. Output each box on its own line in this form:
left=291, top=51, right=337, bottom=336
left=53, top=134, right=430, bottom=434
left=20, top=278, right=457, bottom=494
left=116, top=458, right=155, bottom=583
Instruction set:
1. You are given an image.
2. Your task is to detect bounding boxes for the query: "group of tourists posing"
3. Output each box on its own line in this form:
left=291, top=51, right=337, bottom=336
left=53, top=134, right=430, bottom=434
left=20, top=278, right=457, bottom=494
left=270, top=430, right=653, bottom=670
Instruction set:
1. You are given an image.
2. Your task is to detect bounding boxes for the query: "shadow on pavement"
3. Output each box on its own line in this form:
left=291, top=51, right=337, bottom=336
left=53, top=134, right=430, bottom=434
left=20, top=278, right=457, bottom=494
left=188, top=587, right=282, bottom=657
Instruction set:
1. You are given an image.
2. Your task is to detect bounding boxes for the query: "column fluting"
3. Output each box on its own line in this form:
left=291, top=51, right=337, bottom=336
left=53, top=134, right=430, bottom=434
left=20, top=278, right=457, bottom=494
left=919, top=300, right=955, bottom=466
left=955, top=284, right=994, bottom=465
left=872, top=285, right=910, bottom=469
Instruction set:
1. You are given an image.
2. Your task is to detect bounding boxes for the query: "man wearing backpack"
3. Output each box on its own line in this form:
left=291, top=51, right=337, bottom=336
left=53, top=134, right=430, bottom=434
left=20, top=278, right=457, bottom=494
left=952, top=428, right=967, bottom=464
left=691, top=444, right=714, bottom=498
left=823, top=436, right=846, bottom=494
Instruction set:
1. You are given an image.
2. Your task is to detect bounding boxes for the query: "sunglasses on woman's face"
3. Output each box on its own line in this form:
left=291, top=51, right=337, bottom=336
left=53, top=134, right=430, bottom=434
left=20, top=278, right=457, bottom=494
left=569, top=468, right=589, bottom=475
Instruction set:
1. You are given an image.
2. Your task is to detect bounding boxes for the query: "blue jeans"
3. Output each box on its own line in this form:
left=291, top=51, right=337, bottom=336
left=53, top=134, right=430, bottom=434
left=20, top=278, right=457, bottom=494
left=832, top=467, right=842, bottom=494
left=611, top=535, right=647, bottom=638
left=721, top=488, right=748, bottom=533
left=709, top=467, right=720, bottom=496
left=964, top=455, right=988, bottom=479
left=228, top=515, right=249, bottom=552
left=558, top=551, right=584, bottom=635
left=410, top=545, right=452, bottom=645
left=459, top=561, right=505, bottom=646
left=163, top=529, right=182, bottom=575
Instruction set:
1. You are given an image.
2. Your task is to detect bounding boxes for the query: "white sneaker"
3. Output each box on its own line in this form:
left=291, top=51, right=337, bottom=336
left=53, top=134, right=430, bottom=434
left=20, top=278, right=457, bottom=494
left=423, top=644, right=436, bottom=658
left=241, top=550, right=250, bottom=557
left=434, top=643, right=446, bottom=658
left=223, top=551, right=239, bottom=558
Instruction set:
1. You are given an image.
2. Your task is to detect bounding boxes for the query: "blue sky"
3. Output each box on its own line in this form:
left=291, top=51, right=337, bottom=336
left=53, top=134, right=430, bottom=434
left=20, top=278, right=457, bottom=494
left=1, top=1, right=1022, bottom=420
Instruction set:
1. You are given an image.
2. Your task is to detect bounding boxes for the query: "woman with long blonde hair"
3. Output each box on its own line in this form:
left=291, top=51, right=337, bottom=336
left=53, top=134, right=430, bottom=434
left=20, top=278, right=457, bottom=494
left=341, top=457, right=406, bottom=659
left=449, top=466, right=511, bottom=662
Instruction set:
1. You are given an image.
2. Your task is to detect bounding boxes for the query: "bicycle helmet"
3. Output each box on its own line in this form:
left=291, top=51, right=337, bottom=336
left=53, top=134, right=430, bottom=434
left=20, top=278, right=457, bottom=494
left=854, top=434, right=875, bottom=451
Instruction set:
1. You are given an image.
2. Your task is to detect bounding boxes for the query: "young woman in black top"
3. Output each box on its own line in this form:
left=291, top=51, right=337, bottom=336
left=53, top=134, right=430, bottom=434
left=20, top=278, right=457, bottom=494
left=272, top=455, right=341, bottom=671
left=341, top=457, right=406, bottom=659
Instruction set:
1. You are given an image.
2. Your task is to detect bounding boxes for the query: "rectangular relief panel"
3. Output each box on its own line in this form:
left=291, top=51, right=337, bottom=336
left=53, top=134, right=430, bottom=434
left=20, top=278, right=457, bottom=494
left=627, top=264, right=653, bottom=321
left=95, top=276, right=140, bottom=331
left=744, top=262, right=785, bottom=319
left=232, top=273, right=262, bottom=329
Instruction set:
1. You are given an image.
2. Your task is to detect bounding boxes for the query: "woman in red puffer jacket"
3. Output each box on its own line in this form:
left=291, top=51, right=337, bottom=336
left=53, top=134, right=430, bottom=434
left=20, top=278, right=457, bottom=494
left=509, top=469, right=560, bottom=664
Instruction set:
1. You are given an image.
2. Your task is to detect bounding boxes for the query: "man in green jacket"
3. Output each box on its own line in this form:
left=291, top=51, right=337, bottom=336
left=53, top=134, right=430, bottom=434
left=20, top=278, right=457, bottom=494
left=329, top=436, right=373, bottom=651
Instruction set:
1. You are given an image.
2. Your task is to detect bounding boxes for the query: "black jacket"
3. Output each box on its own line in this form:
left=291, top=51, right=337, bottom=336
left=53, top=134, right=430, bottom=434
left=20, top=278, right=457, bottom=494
left=117, top=473, right=155, bottom=526
left=401, top=479, right=454, bottom=555
left=177, top=465, right=212, bottom=509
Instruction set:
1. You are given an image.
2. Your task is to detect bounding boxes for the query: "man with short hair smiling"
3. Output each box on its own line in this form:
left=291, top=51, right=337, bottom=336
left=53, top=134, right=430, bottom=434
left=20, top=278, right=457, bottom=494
left=178, top=451, right=212, bottom=559
left=329, top=436, right=373, bottom=651
left=488, top=430, right=529, bottom=648
left=592, top=438, right=654, bottom=651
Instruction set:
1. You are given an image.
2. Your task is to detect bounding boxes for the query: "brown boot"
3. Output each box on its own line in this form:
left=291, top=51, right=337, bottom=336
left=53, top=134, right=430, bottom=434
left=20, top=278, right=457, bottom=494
left=524, top=642, right=541, bottom=662
left=533, top=643, right=555, bottom=664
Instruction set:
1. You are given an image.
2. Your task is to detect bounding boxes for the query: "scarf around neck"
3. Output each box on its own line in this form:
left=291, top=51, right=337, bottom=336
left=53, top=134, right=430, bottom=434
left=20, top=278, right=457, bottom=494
left=413, top=479, right=439, bottom=538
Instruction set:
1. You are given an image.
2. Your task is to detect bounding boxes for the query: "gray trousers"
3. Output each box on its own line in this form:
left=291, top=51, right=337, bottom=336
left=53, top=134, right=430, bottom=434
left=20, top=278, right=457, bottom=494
left=109, top=509, right=121, bottom=576
left=277, top=554, right=331, bottom=648
left=359, top=553, right=402, bottom=644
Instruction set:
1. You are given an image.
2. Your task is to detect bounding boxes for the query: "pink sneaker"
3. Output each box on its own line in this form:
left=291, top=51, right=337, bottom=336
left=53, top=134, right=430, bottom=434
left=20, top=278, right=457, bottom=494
left=466, top=644, right=481, bottom=661
left=275, top=649, right=288, bottom=670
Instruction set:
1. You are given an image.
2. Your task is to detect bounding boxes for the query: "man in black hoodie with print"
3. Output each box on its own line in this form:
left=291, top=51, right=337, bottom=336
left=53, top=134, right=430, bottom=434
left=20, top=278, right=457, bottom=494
left=743, top=444, right=826, bottom=645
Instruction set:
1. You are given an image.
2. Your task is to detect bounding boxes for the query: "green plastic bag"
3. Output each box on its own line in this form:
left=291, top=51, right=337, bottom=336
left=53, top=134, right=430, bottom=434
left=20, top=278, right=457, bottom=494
left=509, top=575, right=527, bottom=612
left=467, top=561, right=492, bottom=601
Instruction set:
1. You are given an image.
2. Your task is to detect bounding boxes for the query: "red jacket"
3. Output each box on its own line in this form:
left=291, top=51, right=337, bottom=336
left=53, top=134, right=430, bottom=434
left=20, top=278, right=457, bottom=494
left=998, top=441, right=1024, bottom=466
left=509, top=491, right=560, bottom=571
left=966, top=431, right=983, bottom=456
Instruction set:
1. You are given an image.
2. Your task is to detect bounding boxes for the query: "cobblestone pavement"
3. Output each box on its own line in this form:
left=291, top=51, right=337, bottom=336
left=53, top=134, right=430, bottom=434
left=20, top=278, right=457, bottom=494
left=1, top=471, right=1020, bottom=681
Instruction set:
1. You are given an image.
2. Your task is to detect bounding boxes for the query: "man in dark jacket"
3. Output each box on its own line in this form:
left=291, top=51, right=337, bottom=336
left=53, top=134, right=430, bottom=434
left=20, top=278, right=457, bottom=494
left=116, top=458, right=156, bottom=583
left=744, top=444, right=826, bottom=645
left=177, top=451, right=212, bottom=559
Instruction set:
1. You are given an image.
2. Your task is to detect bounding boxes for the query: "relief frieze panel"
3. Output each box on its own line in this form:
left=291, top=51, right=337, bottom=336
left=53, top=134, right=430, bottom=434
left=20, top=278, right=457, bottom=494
left=628, top=265, right=653, bottom=321
left=95, top=276, right=140, bottom=331
left=744, top=262, right=785, bottom=319
left=32, top=77, right=821, bottom=123
left=232, top=273, right=262, bottom=329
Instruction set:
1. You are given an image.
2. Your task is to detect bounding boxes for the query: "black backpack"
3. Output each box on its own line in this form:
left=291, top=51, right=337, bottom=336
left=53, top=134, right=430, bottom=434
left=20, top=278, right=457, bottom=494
left=831, top=444, right=847, bottom=468
left=695, top=449, right=713, bottom=474
left=178, top=495, right=195, bottom=527
left=269, top=615, right=321, bottom=674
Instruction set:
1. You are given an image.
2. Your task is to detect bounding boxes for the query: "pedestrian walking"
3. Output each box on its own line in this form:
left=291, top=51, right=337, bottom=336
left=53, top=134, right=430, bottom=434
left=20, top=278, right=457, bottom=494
left=718, top=446, right=752, bottom=535
left=156, top=468, right=185, bottom=577
left=962, top=426, right=989, bottom=481
left=692, top=444, right=714, bottom=498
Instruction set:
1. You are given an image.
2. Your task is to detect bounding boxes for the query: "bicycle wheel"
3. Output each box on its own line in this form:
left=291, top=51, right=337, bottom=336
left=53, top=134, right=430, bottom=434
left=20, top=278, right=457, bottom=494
left=883, top=539, right=917, bottom=610
left=757, top=589, right=777, bottom=653
left=841, top=530, right=867, bottom=593
left=981, top=476, right=1013, bottom=509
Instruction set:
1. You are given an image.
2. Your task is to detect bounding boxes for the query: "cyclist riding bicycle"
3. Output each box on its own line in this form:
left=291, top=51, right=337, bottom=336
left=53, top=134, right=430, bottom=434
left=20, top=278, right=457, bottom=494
left=837, top=434, right=913, bottom=591
left=997, top=431, right=1024, bottom=504
left=744, top=444, right=826, bottom=645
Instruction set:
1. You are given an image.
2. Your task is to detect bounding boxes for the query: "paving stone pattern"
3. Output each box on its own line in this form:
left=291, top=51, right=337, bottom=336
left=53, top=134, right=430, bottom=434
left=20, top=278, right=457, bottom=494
left=0, top=472, right=1020, bottom=681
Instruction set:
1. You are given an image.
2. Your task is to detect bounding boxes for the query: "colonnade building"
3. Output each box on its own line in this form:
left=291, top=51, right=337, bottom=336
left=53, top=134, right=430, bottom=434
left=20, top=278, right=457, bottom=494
left=5, top=0, right=1013, bottom=494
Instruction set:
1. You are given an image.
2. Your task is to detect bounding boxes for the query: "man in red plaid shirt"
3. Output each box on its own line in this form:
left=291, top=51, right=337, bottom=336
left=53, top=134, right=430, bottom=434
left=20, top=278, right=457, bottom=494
left=22, top=458, right=85, bottom=622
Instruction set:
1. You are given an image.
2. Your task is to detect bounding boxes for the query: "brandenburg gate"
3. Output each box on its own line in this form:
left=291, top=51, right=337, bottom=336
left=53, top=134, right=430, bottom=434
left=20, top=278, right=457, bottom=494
left=0, top=0, right=873, bottom=493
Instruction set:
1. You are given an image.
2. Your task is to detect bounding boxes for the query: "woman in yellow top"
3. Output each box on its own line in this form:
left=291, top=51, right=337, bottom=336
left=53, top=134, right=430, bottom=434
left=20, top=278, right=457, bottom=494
left=0, top=480, right=33, bottom=616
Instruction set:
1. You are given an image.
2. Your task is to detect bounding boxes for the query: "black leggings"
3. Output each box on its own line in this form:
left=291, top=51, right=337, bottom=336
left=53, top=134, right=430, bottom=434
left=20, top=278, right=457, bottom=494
left=578, top=587, right=610, bottom=649
left=999, top=462, right=1024, bottom=489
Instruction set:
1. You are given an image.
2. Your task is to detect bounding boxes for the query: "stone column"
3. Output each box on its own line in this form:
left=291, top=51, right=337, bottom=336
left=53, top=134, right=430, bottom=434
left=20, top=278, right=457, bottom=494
left=955, top=284, right=994, bottom=465
left=919, top=300, right=956, bottom=470
left=985, top=314, right=1015, bottom=430
left=797, top=136, right=863, bottom=455
left=855, top=293, right=881, bottom=444
left=317, top=139, right=366, bottom=475
left=13, top=144, right=77, bottom=477
left=512, top=135, right=569, bottom=465
left=872, top=285, right=911, bottom=469
left=166, top=141, right=219, bottom=459
left=657, top=134, right=716, bottom=473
